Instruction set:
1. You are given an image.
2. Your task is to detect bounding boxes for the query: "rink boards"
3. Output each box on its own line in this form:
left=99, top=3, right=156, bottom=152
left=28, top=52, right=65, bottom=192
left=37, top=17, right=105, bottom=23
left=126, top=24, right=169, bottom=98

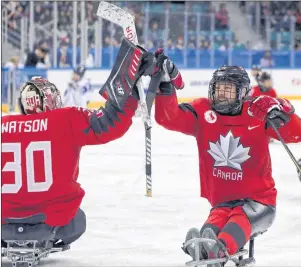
left=2, top=68, right=301, bottom=112
left=52, top=68, right=301, bottom=109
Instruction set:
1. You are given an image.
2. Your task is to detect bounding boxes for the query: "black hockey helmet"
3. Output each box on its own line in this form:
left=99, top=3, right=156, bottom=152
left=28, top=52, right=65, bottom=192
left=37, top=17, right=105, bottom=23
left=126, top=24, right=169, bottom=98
left=258, top=72, right=272, bottom=92
left=208, top=65, right=250, bottom=115
left=74, top=65, right=86, bottom=79
left=259, top=72, right=271, bottom=82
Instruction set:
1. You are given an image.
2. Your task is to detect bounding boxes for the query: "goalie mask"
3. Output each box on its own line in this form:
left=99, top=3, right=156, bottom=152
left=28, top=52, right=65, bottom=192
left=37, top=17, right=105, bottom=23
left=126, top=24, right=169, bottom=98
left=208, top=66, right=250, bottom=115
left=18, top=77, right=62, bottom=115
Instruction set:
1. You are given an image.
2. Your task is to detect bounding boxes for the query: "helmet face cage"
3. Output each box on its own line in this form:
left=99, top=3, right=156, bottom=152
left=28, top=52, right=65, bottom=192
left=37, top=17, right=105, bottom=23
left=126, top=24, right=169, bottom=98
left=19, top=77, right=62, bottom=114
left=208, top=66, right=250, bottom=115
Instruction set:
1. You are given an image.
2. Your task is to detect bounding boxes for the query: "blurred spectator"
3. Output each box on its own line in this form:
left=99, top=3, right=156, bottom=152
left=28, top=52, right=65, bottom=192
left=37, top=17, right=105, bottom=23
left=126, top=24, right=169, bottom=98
left=58, top=55, right=70, bottom=68
left=215, top=3, right=229, bottom=30
left=86, top=1, right=98, bottom=25
left=279, top=10, right=294, bottom=31
left=176, top=36, right=184, bottom=50
left=202, top=40, right=211, bottom=50
left=233, top=38, right=246, bottom=50
left=188, top=35, right=196, bottom=49
left=34, top=4, right=42, bottom=22
left=2, top=1, right=232, bottom=61
left=4, top=56, right=23, bottom=70
left=36, top=40, right=51, bottom=67
left=296, top=43, right=301, bottom=51
left=6, top=2, right=23, bottom=30
left=215, top=35, right=228, bottom=51
left=3, top=0, right=300, bottom=69
left=242, top=1, right=301, bottom=49
left=295, top=8, right=301, bottom=30
left=167, top=38, right=176, bottom=50
left=295, top=36, right=301, bottom=50
left=148, top=21, right=161, bottom=48
left=260, top=51, right=274, bottom=67
left=58, top=42, right=71, bottom=68
left=25, top=46, right=49, bottom=68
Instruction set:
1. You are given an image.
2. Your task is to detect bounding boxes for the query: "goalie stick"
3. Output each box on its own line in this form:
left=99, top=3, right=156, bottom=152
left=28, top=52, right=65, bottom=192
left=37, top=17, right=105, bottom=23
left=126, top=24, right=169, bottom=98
left=97, top=1, right=161, bottom=196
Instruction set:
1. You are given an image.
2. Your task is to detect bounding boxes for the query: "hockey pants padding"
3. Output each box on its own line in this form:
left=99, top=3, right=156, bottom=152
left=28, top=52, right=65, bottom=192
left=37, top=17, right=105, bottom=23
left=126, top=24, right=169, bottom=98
left=200, top=199, right=276, bottom=255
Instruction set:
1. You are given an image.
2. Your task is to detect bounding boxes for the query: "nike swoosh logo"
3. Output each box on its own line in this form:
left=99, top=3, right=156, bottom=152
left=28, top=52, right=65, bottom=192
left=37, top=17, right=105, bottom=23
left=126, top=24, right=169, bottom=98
left=248, top=125, right=260, bottom=130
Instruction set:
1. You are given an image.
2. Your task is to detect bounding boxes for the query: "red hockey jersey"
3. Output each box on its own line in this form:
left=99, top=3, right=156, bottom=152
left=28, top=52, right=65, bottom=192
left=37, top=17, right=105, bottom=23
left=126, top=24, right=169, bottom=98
left=2, top=98, right=137, bottom=226
left=155, top=93, right=301, bottom=207
left=250, top=86, right=277, bottom=98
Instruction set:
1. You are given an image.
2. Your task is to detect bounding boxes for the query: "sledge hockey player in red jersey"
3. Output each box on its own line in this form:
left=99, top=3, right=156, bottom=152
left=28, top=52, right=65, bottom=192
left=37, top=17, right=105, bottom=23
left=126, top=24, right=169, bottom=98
left=249, top=72, right=277, bottom=98
left=249, top=72, right=278, bottom=144
left=1, top=39, right=153, bottom=252
left=153, top=50, right=301, bottom=266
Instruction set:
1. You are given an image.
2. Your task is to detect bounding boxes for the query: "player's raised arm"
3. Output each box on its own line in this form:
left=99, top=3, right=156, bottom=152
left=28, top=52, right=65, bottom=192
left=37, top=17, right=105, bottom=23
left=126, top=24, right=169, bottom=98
left=248, top=95, right=301, bottom=143
left=71, top=38, right=154, bottom=146
left=154, top=49, right=198, bottom=136
left=71, top=96, right=138, bottom=146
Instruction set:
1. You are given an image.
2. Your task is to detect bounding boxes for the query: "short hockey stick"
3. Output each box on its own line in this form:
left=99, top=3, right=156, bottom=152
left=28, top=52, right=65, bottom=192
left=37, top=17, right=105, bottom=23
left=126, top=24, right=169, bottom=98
left=268, top=119, right=301, bottom=173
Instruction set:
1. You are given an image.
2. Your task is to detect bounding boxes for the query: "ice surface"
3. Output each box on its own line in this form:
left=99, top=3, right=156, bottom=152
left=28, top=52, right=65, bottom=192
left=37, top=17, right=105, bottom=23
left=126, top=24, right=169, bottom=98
left=2, top=101, right=301, bottom=267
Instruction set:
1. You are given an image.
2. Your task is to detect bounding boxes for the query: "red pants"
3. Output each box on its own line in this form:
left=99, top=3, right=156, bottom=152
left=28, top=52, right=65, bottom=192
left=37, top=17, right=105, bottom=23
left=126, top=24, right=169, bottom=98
left=201, top=206, right=252, bottom=255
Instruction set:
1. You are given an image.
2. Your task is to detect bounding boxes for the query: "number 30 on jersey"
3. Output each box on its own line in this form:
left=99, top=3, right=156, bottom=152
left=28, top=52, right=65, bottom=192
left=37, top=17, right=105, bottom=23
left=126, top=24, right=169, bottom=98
left=2, top=141, right=53, bottom=194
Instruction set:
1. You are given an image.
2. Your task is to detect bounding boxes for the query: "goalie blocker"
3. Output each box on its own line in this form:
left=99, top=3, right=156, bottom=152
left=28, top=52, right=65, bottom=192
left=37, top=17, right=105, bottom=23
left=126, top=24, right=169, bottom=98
left=99, top=38, right=155, bottom=111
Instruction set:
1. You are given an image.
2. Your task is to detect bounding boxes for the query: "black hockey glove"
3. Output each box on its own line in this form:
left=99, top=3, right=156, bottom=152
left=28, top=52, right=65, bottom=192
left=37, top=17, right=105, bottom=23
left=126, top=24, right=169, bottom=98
left=137, top=46, right=157, bottom=77
left=152, top=48, right=185, bottom=95
left=266, top=109, right=291, bottom=129
left=157, top=82, right=174, bottom=95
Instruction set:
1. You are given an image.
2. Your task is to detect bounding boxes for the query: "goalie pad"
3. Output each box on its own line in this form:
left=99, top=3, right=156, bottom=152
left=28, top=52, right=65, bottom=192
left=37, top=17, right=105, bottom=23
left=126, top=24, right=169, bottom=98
left=99, top=38, right=146, bottom=112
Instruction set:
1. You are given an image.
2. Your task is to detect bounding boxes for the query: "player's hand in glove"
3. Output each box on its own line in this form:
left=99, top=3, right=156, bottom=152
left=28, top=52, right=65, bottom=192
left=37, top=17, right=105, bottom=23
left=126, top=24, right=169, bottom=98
left=155, top=48, right=184, bottom=89
left=150, top=48, right=184, bottom=95
left=248, top=95, right=295, bottom=128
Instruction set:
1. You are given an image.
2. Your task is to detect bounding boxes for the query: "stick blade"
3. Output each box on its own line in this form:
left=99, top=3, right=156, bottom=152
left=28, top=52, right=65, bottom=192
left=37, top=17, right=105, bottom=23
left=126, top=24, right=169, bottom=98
left=96, top=1, right=134, bottom=27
